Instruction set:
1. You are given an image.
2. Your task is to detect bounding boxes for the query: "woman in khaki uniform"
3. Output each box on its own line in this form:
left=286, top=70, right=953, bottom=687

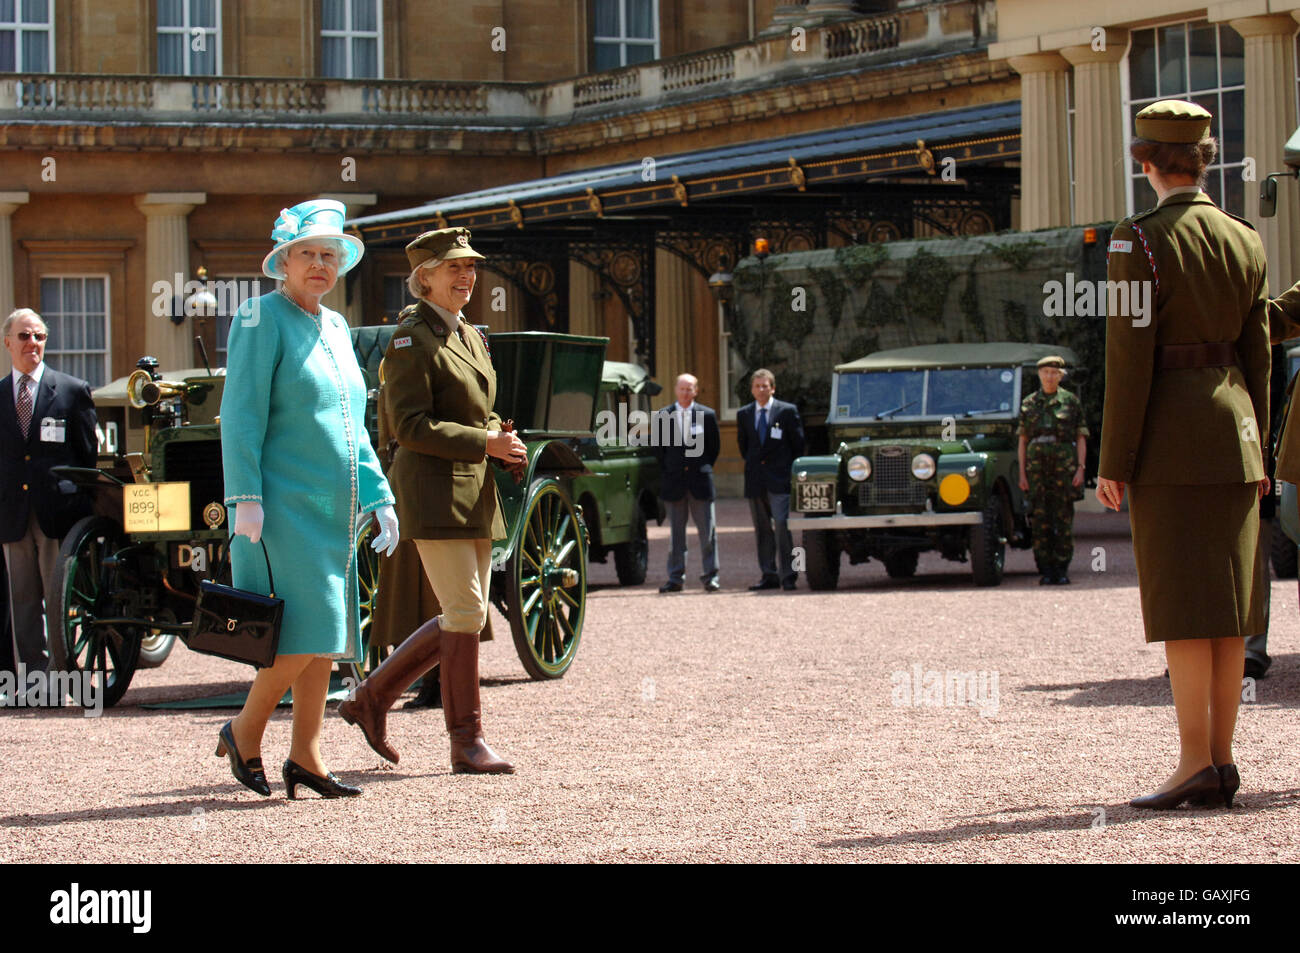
left=340, top=227, right=526, bottom=773
left=1096, top=101, right=1270, bottom=810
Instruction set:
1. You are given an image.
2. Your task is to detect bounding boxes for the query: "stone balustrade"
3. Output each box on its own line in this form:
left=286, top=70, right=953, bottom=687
left=0, top=0, right=989, bottom=126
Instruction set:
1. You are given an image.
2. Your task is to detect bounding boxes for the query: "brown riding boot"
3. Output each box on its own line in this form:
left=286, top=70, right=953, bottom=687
left=338, top=617, right=442, bottom=764
left=440, top=631, right=514, bottom=774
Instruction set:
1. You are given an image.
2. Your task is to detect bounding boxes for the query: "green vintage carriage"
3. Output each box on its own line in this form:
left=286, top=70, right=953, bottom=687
left=49, top=329, right=657, bottom=705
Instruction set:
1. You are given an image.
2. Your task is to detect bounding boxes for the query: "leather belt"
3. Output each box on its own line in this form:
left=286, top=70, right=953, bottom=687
left=1155, top=342, right=1237, bottom=370
left=1030, top=436, right=1058, bottom=445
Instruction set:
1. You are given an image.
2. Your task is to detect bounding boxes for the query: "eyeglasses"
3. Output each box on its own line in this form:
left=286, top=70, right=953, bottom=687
left=14, top=331, right=47, bottom=342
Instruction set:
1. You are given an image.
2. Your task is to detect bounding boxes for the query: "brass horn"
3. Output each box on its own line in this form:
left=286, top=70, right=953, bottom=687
left=126, top=369, right=186, bottom=408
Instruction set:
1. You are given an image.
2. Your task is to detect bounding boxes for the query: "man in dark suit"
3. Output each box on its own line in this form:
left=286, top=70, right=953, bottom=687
left=736, top=368, right=805, bottom=590
left=1, top=309, right=97, bottom=677
left=656, top=373, right=721, bottom=593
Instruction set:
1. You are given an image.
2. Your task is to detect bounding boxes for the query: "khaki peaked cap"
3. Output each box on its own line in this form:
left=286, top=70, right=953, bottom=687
left=1135, top=100, right=1212, bottom=144
left=405, top=227, right=485, bottom=270
left=1036, top=355, right=1066, bottom=369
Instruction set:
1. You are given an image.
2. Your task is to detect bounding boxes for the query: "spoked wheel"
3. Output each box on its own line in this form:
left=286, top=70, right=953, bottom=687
left=505, top=478, right=586, bottom=679
left=338, top=513, right=390, bottom=687
left=49, top=516, right=142, bottom=708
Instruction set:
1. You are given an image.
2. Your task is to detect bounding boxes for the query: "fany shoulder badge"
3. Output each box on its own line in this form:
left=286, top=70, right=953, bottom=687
left=393, top=335, right=413, bottom=349
left=1108, top=238, right=1133, bottom=254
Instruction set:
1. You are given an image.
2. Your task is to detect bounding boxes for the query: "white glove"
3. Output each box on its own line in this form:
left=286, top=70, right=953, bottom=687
left=233, top=501, right=264, bottom=544
left=370, top=504, right=400, bottom=558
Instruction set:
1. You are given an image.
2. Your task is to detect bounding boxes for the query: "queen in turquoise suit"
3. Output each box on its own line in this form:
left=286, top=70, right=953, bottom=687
left=214, top=199, right=400, bottom=800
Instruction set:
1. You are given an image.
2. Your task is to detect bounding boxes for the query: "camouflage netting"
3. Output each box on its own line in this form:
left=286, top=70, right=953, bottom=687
left=729, top=225, right=1114, bottom=445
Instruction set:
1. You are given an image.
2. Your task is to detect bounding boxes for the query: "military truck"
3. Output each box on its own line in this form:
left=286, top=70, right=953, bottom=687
left=787, top=342, right=1081, bottom=588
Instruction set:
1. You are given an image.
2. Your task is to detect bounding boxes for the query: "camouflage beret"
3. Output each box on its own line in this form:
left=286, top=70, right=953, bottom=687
left=1135, top=100, right=1212, bottom=144
left=405, top=227, right=485, bottom=270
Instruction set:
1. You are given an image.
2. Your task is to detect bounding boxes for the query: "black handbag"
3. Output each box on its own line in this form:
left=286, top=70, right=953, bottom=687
left=186, top=540, right=284, bottom=668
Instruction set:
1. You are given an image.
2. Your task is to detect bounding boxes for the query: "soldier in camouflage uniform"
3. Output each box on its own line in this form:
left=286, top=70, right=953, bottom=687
left=1018, top=355, right=1089, bottom=584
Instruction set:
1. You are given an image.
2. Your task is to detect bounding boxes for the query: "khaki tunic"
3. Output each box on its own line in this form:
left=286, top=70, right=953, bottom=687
left=382, top=301, right=507, bottom=541
left=370, top=356, right=492, bottom=648
left=1100, top=190, right=1269, bottom=641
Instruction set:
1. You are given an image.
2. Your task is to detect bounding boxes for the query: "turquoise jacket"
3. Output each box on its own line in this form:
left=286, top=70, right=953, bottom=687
left=221, top=291, right=394, bottom=659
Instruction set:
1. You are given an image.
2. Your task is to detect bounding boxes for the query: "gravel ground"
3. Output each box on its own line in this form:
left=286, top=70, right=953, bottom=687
left=2, top=500, right=1298, bottom=864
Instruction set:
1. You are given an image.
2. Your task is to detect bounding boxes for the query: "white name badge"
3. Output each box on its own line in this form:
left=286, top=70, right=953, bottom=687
left=691, top=424, right=704, bottom=435
left=1108, top=239, right=1133, bottom=254
left=40, top=417, right=66, bottom=443
left=770, top=424, right=783, bottom=440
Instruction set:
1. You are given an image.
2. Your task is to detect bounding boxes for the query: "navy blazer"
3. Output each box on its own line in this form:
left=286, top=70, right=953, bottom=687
left=0, top=366, right=97, bottom=543
left=655, top=402, right=721, bottom=502
left=736, top=398, right=805, bottom=498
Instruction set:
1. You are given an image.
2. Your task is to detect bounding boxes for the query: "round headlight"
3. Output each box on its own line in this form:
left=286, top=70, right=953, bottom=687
left=911, top=453, right=936, bottom=479
left=847, top=455, right=871, bottom=481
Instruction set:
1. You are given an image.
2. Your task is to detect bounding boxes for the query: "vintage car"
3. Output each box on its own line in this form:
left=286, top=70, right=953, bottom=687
left=787, top=342, right=1082, bottom=588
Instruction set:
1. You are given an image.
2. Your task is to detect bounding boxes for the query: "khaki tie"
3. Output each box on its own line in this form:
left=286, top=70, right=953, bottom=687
left=16, top=373, right=33, bottom=440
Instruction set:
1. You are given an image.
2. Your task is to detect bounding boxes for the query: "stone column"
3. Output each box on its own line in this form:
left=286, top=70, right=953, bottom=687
left=654, top=249, right=694, bottom=383
left=315, top=192, right=377, bottom=325
left=1006, top=53, right=1072, bottom=230
left=1061, top=32, right=1129, bottom=226
left=1228, top=14, right=1300, bottom=293
left=568, top=260, right=602, bottom=337
left=0, top=191, right=30, bottom=318
left=135, top=192, right=207, bottom=370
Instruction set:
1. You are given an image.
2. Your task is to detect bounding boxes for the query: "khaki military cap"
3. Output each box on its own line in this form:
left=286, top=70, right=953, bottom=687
left=1135, top=100, right=1212, bottom=144
left=405, top=227, right=485, bottom=270
left=1037, top=355, right=1067, bottom=369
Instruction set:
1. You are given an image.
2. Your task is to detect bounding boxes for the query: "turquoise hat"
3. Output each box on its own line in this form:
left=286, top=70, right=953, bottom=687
left=262, top=199, right=365, bottom=280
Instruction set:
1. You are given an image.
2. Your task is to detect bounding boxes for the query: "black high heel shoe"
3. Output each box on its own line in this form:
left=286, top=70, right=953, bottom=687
left=216, top=721, right=271, bottom=796
left=282, top=759, right=362, bottom=800
left=1129, top=766, right=1220, bottom=810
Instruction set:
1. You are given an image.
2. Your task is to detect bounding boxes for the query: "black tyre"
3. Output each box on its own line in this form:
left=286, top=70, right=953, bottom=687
left=48, top=516, right=142, bottom=708
left=505, top=479, right=585, bottom=679
left=612, top=506, right=648, bottom=586
left=884, top=550, right=919, bottom=579
left=1271, top=526, right=1298, bottom=579
left=970, top=494, right=1006, bottom=587
left=803, top=529, right=840, bottom=591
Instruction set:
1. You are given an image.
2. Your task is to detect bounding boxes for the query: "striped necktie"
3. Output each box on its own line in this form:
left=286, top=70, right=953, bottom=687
left=16, top=374, right=33, bottom=440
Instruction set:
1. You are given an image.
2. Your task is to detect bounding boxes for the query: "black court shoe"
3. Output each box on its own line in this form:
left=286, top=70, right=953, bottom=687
left=216, top=720, right=271, bottom=797
left=1129, top=766, right=1220, bottom=810
left=282, top=759, right=362, bottom=800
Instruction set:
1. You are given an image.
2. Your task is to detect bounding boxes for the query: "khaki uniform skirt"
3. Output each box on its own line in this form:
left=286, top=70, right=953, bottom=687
left=1128, top=483, right=1265, bottom=642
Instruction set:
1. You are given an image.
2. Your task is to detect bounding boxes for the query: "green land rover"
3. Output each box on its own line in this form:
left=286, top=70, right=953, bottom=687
left=788, top=342, right=1082, bottom=588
